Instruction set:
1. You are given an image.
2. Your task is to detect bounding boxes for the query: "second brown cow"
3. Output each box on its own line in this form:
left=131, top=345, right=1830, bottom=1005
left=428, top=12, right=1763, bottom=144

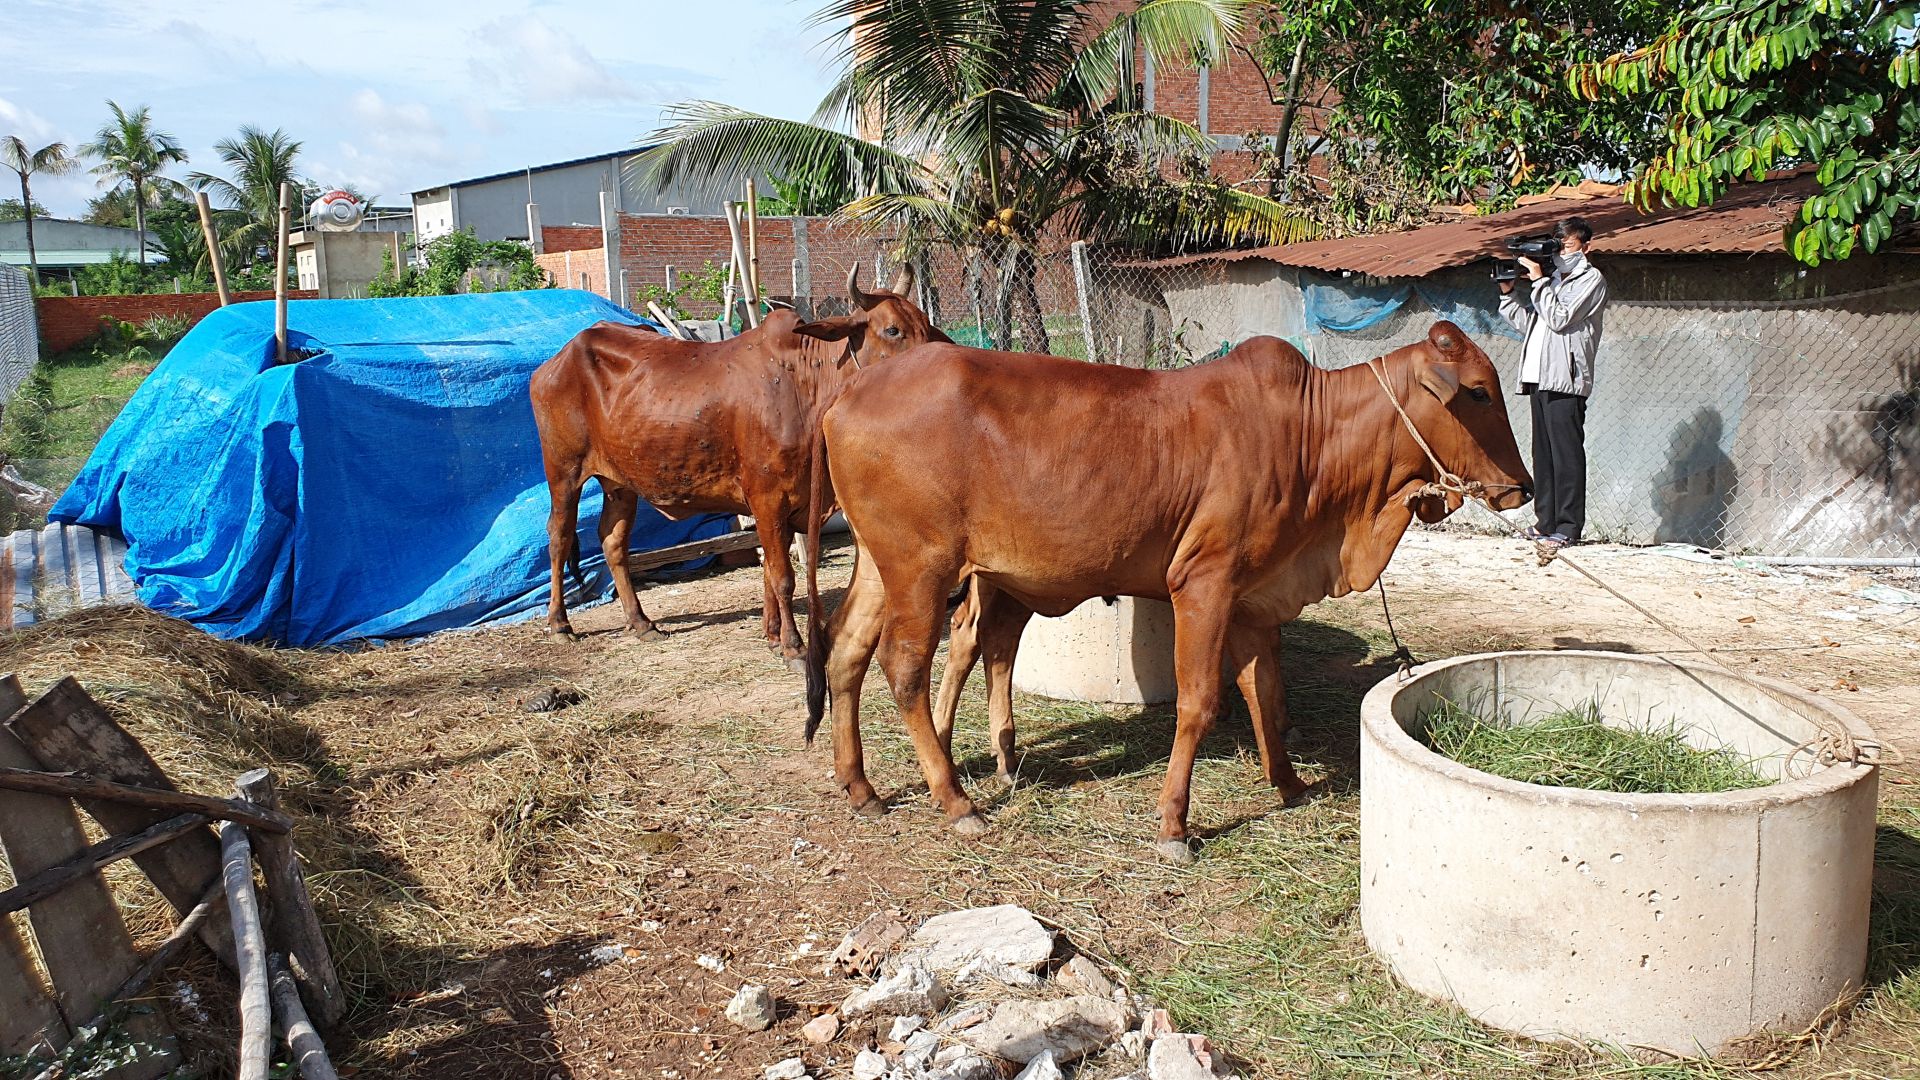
left=803, top=322, right=1532, bottom=861
left=531, top=267, right=943, bottom=662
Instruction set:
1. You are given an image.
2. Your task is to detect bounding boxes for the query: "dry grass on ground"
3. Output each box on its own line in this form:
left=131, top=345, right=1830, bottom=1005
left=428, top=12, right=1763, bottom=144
left=1, top=529, right=1916, bottom=1079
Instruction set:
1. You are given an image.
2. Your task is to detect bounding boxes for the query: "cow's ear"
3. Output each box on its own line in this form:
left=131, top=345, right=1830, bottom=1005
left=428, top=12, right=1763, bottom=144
left=792, top=319, right=855, bottom=342
left=1417, top=356, right=1461, bottom=404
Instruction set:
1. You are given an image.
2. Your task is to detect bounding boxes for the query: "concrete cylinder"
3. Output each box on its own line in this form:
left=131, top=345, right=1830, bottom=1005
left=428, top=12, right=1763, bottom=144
left=1359, top=650, right=1879, bottom=1056
left=1011, top=596, right=1176, bottom=704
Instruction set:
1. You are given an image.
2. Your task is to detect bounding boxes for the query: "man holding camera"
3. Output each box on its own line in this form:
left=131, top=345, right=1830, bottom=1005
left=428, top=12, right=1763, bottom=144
left=1498, top=216, right=1608, bottom=563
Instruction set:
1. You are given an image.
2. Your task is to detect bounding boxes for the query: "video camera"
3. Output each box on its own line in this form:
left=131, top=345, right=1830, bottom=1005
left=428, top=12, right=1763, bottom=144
left=1491, top=235, right=1561, bottom=283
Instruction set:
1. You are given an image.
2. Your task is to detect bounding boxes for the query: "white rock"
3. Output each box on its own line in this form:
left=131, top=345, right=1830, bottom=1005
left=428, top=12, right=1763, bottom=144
left=888, top=1015, right=926, bottom=1042
left=959, top=995, right=1133, bottom=1065
left=1056, top=955, right=1116, bottom=998
left=724, top=983, right=776, bottom=1032
left=764, top=1058, right=809, bottom=1080
left=937, top=1005, right=990, bottom=1032
left=1148, top=1033, right=1230, bottom=1079
left=1118, top=1030, right=1149, bottom=1059
left=936, top=1055, right=998, bottom=1080
left=953, top=957, right=1043, bottom=989
left=905, top=905, right=1055, bottom=974
left=902, top=1029, right=942, bottom=1068
left=695, top=954, right=727, bottom=973
left=842, top=959, right=949, bottom=1018
left=800, top=1012, right=840, bottom=1044
left=851, top=1049, right=890, bottom=1080
left=1013, top=1049, right=1065, bottom=1080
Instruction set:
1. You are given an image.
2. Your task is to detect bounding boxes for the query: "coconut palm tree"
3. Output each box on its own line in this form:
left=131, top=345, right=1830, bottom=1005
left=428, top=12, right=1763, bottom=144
left=188, top=126, right=304, bottom=267
left=0, top=136, right=78, bottom=284
left=80, top=102, right=189, bottom=269
left=637, top=0, right=1314, bottom=351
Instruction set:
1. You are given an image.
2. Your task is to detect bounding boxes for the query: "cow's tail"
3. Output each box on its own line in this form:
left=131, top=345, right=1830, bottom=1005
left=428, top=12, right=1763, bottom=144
left=803, top=422, right=830, bottom=747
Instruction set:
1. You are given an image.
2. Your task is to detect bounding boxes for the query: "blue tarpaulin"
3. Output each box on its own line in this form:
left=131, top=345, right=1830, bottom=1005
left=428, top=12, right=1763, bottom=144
left=50, top=290, right=733, bottom=646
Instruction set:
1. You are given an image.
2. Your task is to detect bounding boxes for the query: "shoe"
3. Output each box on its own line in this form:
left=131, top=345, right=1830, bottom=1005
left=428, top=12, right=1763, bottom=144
left=1519, top=526, right=1546, bottom=541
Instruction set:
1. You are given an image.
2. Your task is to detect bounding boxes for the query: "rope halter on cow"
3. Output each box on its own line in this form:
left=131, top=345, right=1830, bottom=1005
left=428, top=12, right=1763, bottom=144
left=1360, top=355, right=1903, bottom=773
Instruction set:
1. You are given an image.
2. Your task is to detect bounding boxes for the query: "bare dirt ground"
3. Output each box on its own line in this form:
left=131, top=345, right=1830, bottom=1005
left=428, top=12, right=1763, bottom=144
left=3, top=526, right=1915, bottom=1080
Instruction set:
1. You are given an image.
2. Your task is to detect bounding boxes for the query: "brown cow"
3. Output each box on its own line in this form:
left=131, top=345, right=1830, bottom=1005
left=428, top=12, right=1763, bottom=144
left=531, top=266, right=943, bottom=663
left=802, top=321, right=1531, bottom=861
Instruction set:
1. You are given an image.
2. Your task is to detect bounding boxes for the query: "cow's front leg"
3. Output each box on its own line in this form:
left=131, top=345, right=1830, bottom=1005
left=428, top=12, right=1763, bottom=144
left=747, top=501, right=805, bottom=669
left=1226, top=622, right=1308, bottom=802
left=1155, top=578, right=1234, bottom=863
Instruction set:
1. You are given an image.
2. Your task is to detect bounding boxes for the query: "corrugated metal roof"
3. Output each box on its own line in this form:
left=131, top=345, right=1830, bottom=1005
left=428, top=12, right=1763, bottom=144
left=1147, top=170, right=1911, bottom=278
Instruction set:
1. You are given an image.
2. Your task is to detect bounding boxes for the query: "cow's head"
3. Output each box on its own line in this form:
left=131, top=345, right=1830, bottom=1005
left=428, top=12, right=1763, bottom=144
left=1394, top=321, right=1533, bottom=522
left=791, top=265, right=947, bottom=367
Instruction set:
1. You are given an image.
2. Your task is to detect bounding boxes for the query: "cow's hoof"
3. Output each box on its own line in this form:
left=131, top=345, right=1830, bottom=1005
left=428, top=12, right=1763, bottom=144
left=1279, top=783, right=1315, bottom=808
left=993, top=769, right=1018, bottom=789
left=851, top=797, right=886, bottom=818
left=550, top=628, right=581, bottom=642
left=1154, top=838, right=1196, bottom=865
left=627, top=624, right=666, bottom=641
left=783, top=655, right=809, bottom=675
left=950, top=813, right=990, bottom=837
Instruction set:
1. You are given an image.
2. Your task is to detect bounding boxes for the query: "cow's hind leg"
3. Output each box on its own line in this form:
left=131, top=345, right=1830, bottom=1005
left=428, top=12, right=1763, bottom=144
left=1226, top=623, right=1308, bottom=802
left=932, top=578, right=982, bottom=757
left=600, top=485, right=661, bottom=639
left=876, top=569, right=984, bottom=834
left=826, top=547, right=888, bottom=814
left=1155, top=579, right=1234, bottom=863
left=975, top=583, right=1034, bottom=784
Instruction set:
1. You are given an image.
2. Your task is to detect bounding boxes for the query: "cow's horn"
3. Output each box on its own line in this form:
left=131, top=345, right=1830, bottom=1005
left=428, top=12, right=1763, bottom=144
left=847, top=265, right=878, bottom=312
left=888, top=262, right=915, bottom=298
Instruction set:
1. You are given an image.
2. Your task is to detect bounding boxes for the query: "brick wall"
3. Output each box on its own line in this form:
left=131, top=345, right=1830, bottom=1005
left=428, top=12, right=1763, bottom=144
left=36, top=291, right=319, bottom=353
left=541, top=225, right=603, bottom=253
left=535, top=248, right=607, bottom=297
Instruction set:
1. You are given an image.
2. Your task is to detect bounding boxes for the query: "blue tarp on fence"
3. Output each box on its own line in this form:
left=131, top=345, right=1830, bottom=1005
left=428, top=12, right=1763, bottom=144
left=50, top=290, right=732, bottom=646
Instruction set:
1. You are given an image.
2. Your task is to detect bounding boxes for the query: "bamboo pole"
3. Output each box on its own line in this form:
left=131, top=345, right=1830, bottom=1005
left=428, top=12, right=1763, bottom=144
left=744, top=178, right=762, bottom=308
left=722, top=202, right=758, bottom=329
left=0, top=766, right=293, bottom=832
left=269, top=954, right=340, bottom=1080
left=274, top=182, right=292, bottom=365
left=220, top=817, right=272, bottom=1080
left=646, top=301, right=691, bottom=341
left=196, top=192, right=232, bottom=307
left=236, top=769, right=344, bottom=1029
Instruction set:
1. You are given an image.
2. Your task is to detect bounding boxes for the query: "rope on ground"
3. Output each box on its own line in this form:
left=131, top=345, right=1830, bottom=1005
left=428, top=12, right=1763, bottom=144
left=1364, top=356, right=1905, bottom=773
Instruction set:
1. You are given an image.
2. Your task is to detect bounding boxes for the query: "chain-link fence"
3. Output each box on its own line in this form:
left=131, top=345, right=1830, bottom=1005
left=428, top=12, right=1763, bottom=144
left=0, top=263, right=37, bottom=402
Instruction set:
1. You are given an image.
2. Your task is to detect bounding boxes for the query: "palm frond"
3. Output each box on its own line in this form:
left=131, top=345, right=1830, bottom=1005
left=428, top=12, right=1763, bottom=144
left=811, top=0, right=1001, bottom=142
left=838, top=191, right=976, bottom=243
left=1064, top=0, right=1248, bottom=114
left=633, top=102, right=929, bottom=206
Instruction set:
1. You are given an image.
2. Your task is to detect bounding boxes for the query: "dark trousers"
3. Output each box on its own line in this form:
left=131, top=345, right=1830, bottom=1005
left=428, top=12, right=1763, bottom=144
left=1527, top=387, right=1588, bottom=540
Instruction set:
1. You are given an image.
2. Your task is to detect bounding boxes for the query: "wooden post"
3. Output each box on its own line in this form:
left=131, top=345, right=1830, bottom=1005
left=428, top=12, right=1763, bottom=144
left=220, top=817, right=272, bottom=1080
left=269, top=954, right=340, bottom=1080
left=745, top=179, right=762, bottom=309
left=0, top=812, right=208, bottom=915
left=723, top=202, right=757, bottom=329
left=235, top=769, right=343, bottom=1029
left=0, top=767, right=292, bottom=833
left=388, top=231, right=404, bottom=281
left=1071, top=239, right=1099, bottom=364
left=196, top=192, right=231, bottom=307
left=4, top=677, right=236, bottom=963
left=646, top=301, right=690, bottom=341
left=274, top=182, right=292, bottom=365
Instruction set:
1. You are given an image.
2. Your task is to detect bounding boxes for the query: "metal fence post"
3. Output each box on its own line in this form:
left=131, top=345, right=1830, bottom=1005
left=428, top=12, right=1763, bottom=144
left=1070, top=240, right=1098, bottom=363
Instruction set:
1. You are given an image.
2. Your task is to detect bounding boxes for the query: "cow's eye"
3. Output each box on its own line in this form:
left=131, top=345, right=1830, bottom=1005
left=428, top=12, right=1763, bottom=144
left=1468, top=386, right=1491, bottom=403
left=882, top=325, right=903, bottom=338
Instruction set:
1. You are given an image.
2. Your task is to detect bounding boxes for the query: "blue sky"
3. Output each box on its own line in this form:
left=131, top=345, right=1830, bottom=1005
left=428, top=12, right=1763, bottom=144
left=1, top=0, right=840, bottom=217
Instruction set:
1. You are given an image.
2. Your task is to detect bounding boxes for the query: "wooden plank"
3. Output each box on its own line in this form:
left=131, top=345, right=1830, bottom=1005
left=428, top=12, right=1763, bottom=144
left=4, top=677, right=235, bottom=965
left=0, top=724, right=177, bottom=1077
left=627, top=529, right=763, bottom=573
left=0, top=814, right=209, bottom=916
left=236, top=770, right=343, bottom=1028
left=0, top=912, right=66, bottom=1059
left=0, top=769, right=292, bottom=834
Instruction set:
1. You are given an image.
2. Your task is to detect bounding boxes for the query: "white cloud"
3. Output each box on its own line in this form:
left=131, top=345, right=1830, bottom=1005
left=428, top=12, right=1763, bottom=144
left=0, top=98, right=58, bottom=143
left=468, top=18, right=638, bottom=106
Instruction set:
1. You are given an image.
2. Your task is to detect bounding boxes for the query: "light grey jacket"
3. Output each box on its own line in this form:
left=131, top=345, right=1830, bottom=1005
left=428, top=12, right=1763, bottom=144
left=1498, top=252, right=1607, bottom=397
